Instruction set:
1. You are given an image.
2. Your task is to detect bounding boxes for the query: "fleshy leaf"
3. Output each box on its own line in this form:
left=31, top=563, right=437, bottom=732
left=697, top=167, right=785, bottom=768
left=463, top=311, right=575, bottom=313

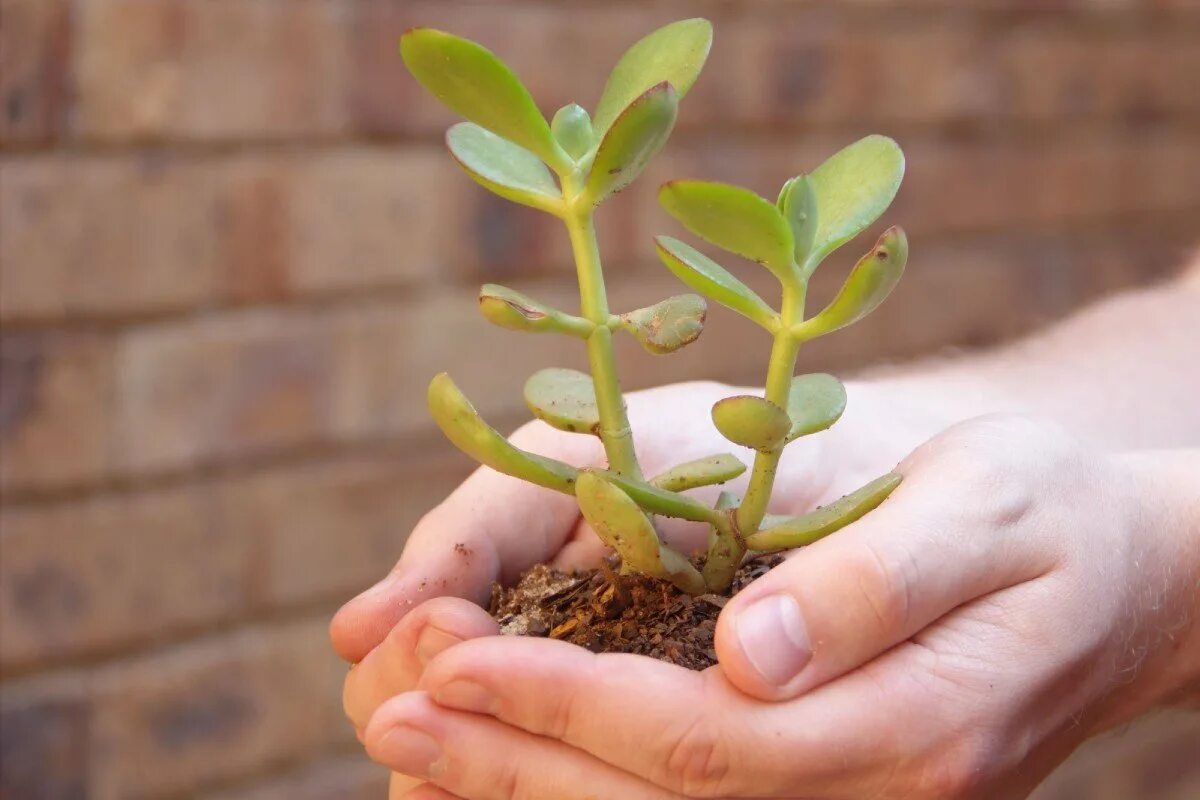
left=524, top=368, right=600, bottom=435
left=618, top=294, right=706, bottom=354
left=654, top=236, right=777, bottom=329
left=585, top=82, right=678, bottom=204
left=650, top=454, right=747, bottom=492
left=703, top=490, right=743, bottom=593
left=575, top=471, right=706, bottom=594
left=592, top=18, right=713, bottom=137
left=478, top=284, right=592, bottom=337
left=794, top=227, right=908, bottom=340
left=785, top=373, right=847, bottom=442
left=659, top=181, right=796, bottom=280
left=551, top=104, right=594, bottom=160
left=401, top=28, right=571, bottom=173
left=600, top=471, right=721, bottom=525
left=807, top=135, right=905, bottom=264
left=428, top=373, right=578, bottom=493
left=446, top=123, right=562, bottom=214
left=744, top=473, right=902, bottom=551
left=777, top=174, right=819, bottom=265
left=711, top=395, right=791, bottom=452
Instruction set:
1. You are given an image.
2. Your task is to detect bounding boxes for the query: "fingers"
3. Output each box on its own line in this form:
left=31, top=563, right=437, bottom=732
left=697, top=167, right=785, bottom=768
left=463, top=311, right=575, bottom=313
left=344, top=597, right=498, bottom=733
left=393, top=780, right=459, bottom=800
left=331, top=422, right=601, bottom=663
left=365, top=691, right=683, bottom=800
left=716, top=418, right=1064, bottom=701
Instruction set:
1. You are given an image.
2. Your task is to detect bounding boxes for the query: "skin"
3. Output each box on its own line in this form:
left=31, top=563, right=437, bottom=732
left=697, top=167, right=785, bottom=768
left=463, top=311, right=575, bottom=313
left=334, top=262, right=1200, bottom=799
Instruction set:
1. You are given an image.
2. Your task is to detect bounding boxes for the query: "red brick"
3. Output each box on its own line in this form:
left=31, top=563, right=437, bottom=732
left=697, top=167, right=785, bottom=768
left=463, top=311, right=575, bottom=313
left=0, top=484, right=251, bottom=670
left=0, top=333, right=117, bottom=493
left=75, top=0, right=350, bottom=141
left=0, top=677, right=90, bottom=800
left=90, top=618, right=345, bottom=798
left=203, top=755, right=388, bottom=800
left=0, top=0, right=72, bottom=142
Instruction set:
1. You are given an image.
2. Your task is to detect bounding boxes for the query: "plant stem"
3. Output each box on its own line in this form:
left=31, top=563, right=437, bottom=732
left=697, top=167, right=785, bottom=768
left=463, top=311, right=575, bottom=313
left=736, top=282, right=805, bottom=534
left=562, top=203, right=642, bottom=479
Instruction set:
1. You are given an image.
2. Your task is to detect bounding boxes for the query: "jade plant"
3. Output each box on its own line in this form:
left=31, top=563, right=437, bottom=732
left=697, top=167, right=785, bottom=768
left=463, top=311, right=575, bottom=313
left=402, top=19, right=907, bottom=596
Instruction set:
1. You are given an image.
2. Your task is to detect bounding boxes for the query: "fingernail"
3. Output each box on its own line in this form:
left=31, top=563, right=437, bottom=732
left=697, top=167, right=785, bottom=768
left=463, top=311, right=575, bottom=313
left=734, top=594, right=812, bottom=687
left=434, top=680, right=498, bottom=715
left=374, top=724, right=444, bottom=778
left=415, top=624, right=464, bottom=666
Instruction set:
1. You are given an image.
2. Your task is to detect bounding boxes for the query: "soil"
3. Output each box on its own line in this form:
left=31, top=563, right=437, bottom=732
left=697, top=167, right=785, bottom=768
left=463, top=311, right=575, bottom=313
left=489, top=554, right=784, bottom=670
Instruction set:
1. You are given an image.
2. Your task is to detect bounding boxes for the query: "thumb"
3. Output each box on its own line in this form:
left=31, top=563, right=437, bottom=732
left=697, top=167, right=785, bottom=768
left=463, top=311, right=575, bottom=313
left=714, top=429, right=1056, bottom=701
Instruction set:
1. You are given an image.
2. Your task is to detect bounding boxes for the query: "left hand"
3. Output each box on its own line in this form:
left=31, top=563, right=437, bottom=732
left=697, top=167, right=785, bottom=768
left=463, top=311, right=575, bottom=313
left=350, top=416, right=1200, bottom=799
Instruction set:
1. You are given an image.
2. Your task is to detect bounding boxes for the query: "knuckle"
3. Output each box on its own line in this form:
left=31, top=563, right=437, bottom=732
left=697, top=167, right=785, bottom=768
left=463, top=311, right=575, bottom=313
left=660, top=714, right=735, bottom=797
left=911, top=735, right=1001, bottom=799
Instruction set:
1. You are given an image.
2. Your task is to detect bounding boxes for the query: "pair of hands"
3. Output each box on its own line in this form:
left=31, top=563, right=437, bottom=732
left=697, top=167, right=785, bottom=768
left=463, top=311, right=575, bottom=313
left=333, top=380, right=1199, bottom=799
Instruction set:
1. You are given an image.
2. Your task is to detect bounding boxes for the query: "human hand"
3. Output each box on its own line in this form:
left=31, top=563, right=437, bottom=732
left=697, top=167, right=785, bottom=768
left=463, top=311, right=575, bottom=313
left=357, top=416, right=1200, bottom=799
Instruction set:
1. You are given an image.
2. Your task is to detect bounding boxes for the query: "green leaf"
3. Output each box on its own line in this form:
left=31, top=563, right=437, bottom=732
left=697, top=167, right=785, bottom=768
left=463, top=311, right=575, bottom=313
left=428, top=373, right=578, bottom=493
left=702, top=489, right=743, bottom=593
left=575, top=471, right=706, bottom=594
left=744, top=473, right=902, bottom=551
left=777, top=174, right=819, bottom=264
left=523, top=368, right=600, bottom=435
left=446, top=123, right=562, bottom=214
left=618, top=294, right=706, bottom=354
left=551, top=104, right=594, bottom=160
left=807, top=135, right=905, bottom=264
left=650, top=454, right=747, bottom=492
left=659, top=180, right=796, bottom=280
left=794, top=227, right=908, bottom=340
left=654, top=236, right=778, bottom=330
left=401, top=28, right=571, bottom=173
left=585, top=82, right=677, bottom=205
left=599, top=471, right=720, bottom=525
left=711, top=395, right=791, bottom=452
left=593, top=18, right=713, bottom=137
left=785, top=373, right=847, bottom=442
left=478, top=284, right=593, bottom=338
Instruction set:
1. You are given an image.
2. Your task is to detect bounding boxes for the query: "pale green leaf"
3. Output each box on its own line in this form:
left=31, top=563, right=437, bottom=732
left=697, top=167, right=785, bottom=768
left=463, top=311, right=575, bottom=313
left=618, top=294, right=706, bottom=354
left=807, top=135, right=904, bottom=264
left=446, top=123, right=562, bottom=214
left=778, top=174, right=819, bottom=265
left=795, top=227, right=908, bottom=340
left=659, top=180, right=795, bottom=279
left=650, top=454, right=747, bottom=492
left=593, top=18, right=713, bottom=136
left=401, top=28, right=571, bottom=173
left=551, top=103, right=593, bottom=160
left=524, top=368, right=600, bottom=435
left=711, top=395, right=791, bottom=452
left=478, top=284, right=593, bottom=338
left=654, top=236, right=778, bottom=330
left=785, top=373, right=847, bottom=442
left=585, top=82, right=677, bottom=204
left=744, top=473, right=902, bottom=551
left=428, top=373, right=577, bottom=492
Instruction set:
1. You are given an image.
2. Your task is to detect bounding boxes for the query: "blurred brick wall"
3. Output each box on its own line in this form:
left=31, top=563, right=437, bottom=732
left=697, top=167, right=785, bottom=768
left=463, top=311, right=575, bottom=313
left=1, top=0, right=1198, bottom=797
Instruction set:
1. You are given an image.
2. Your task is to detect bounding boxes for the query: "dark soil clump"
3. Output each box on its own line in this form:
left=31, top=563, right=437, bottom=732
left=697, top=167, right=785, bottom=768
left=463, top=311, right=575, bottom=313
left=489, top=554, right=784, bottom=670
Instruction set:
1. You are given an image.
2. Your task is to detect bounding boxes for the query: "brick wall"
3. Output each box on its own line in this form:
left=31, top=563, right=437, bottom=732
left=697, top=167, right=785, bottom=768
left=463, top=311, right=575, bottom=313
left=2, top=0, right=1198, bottom=797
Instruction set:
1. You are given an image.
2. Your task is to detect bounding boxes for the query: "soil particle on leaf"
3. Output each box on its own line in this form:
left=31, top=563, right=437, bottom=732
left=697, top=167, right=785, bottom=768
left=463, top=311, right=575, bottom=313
left=489, top=554, right=783, bottom=670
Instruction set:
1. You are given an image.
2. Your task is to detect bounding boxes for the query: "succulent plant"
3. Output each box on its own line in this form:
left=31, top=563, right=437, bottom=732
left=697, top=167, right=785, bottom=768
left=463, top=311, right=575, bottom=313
left=403, top=19, right=908, bottom=596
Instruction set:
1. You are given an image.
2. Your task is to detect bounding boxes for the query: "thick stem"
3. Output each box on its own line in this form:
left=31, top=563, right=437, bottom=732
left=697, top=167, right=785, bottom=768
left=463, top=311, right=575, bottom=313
left=736, top=282, right=805, bottom=535
left=562, top=205, right=642, bottom=479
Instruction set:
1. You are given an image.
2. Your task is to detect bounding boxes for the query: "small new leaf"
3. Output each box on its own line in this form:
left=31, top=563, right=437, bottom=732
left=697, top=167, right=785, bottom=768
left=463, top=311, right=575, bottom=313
left=447, top=123, right=562, bottom=214
left=618, top=294, right=706, bottom=354
left=575, top=471, right=706, bottom=594
left=524, top=368, right=601, bottom=435
left=807, top=135, right=905, bottom=264
left=655, top=236, right=778, bottom=330
left=428, top=373, right=578, bottom=493
left=659, top=180, right=796, bottom=280
left=650, top=454, right=747, bottom=492
left=785, top=373, right=847, bottom=442
left=593, top=18, right=713, bottom=137
left=478, top=284, right=593, bottom=337
left=744, top=473, right=902, bottom=551
left=777, top=174, right=819, bottom=266
left=551, top=104, right=594, bottom=160
left=401, top=28, right=571, bottom=173
left=794, top=227, right=908, bottom=340
left=712, top=395, right=791, bottom=452
left=586, top=82, right=678, bottom=205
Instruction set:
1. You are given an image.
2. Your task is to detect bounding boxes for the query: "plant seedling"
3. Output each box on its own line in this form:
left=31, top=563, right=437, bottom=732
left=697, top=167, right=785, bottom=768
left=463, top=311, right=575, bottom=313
left=402, top=19, right=908, bottom=598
